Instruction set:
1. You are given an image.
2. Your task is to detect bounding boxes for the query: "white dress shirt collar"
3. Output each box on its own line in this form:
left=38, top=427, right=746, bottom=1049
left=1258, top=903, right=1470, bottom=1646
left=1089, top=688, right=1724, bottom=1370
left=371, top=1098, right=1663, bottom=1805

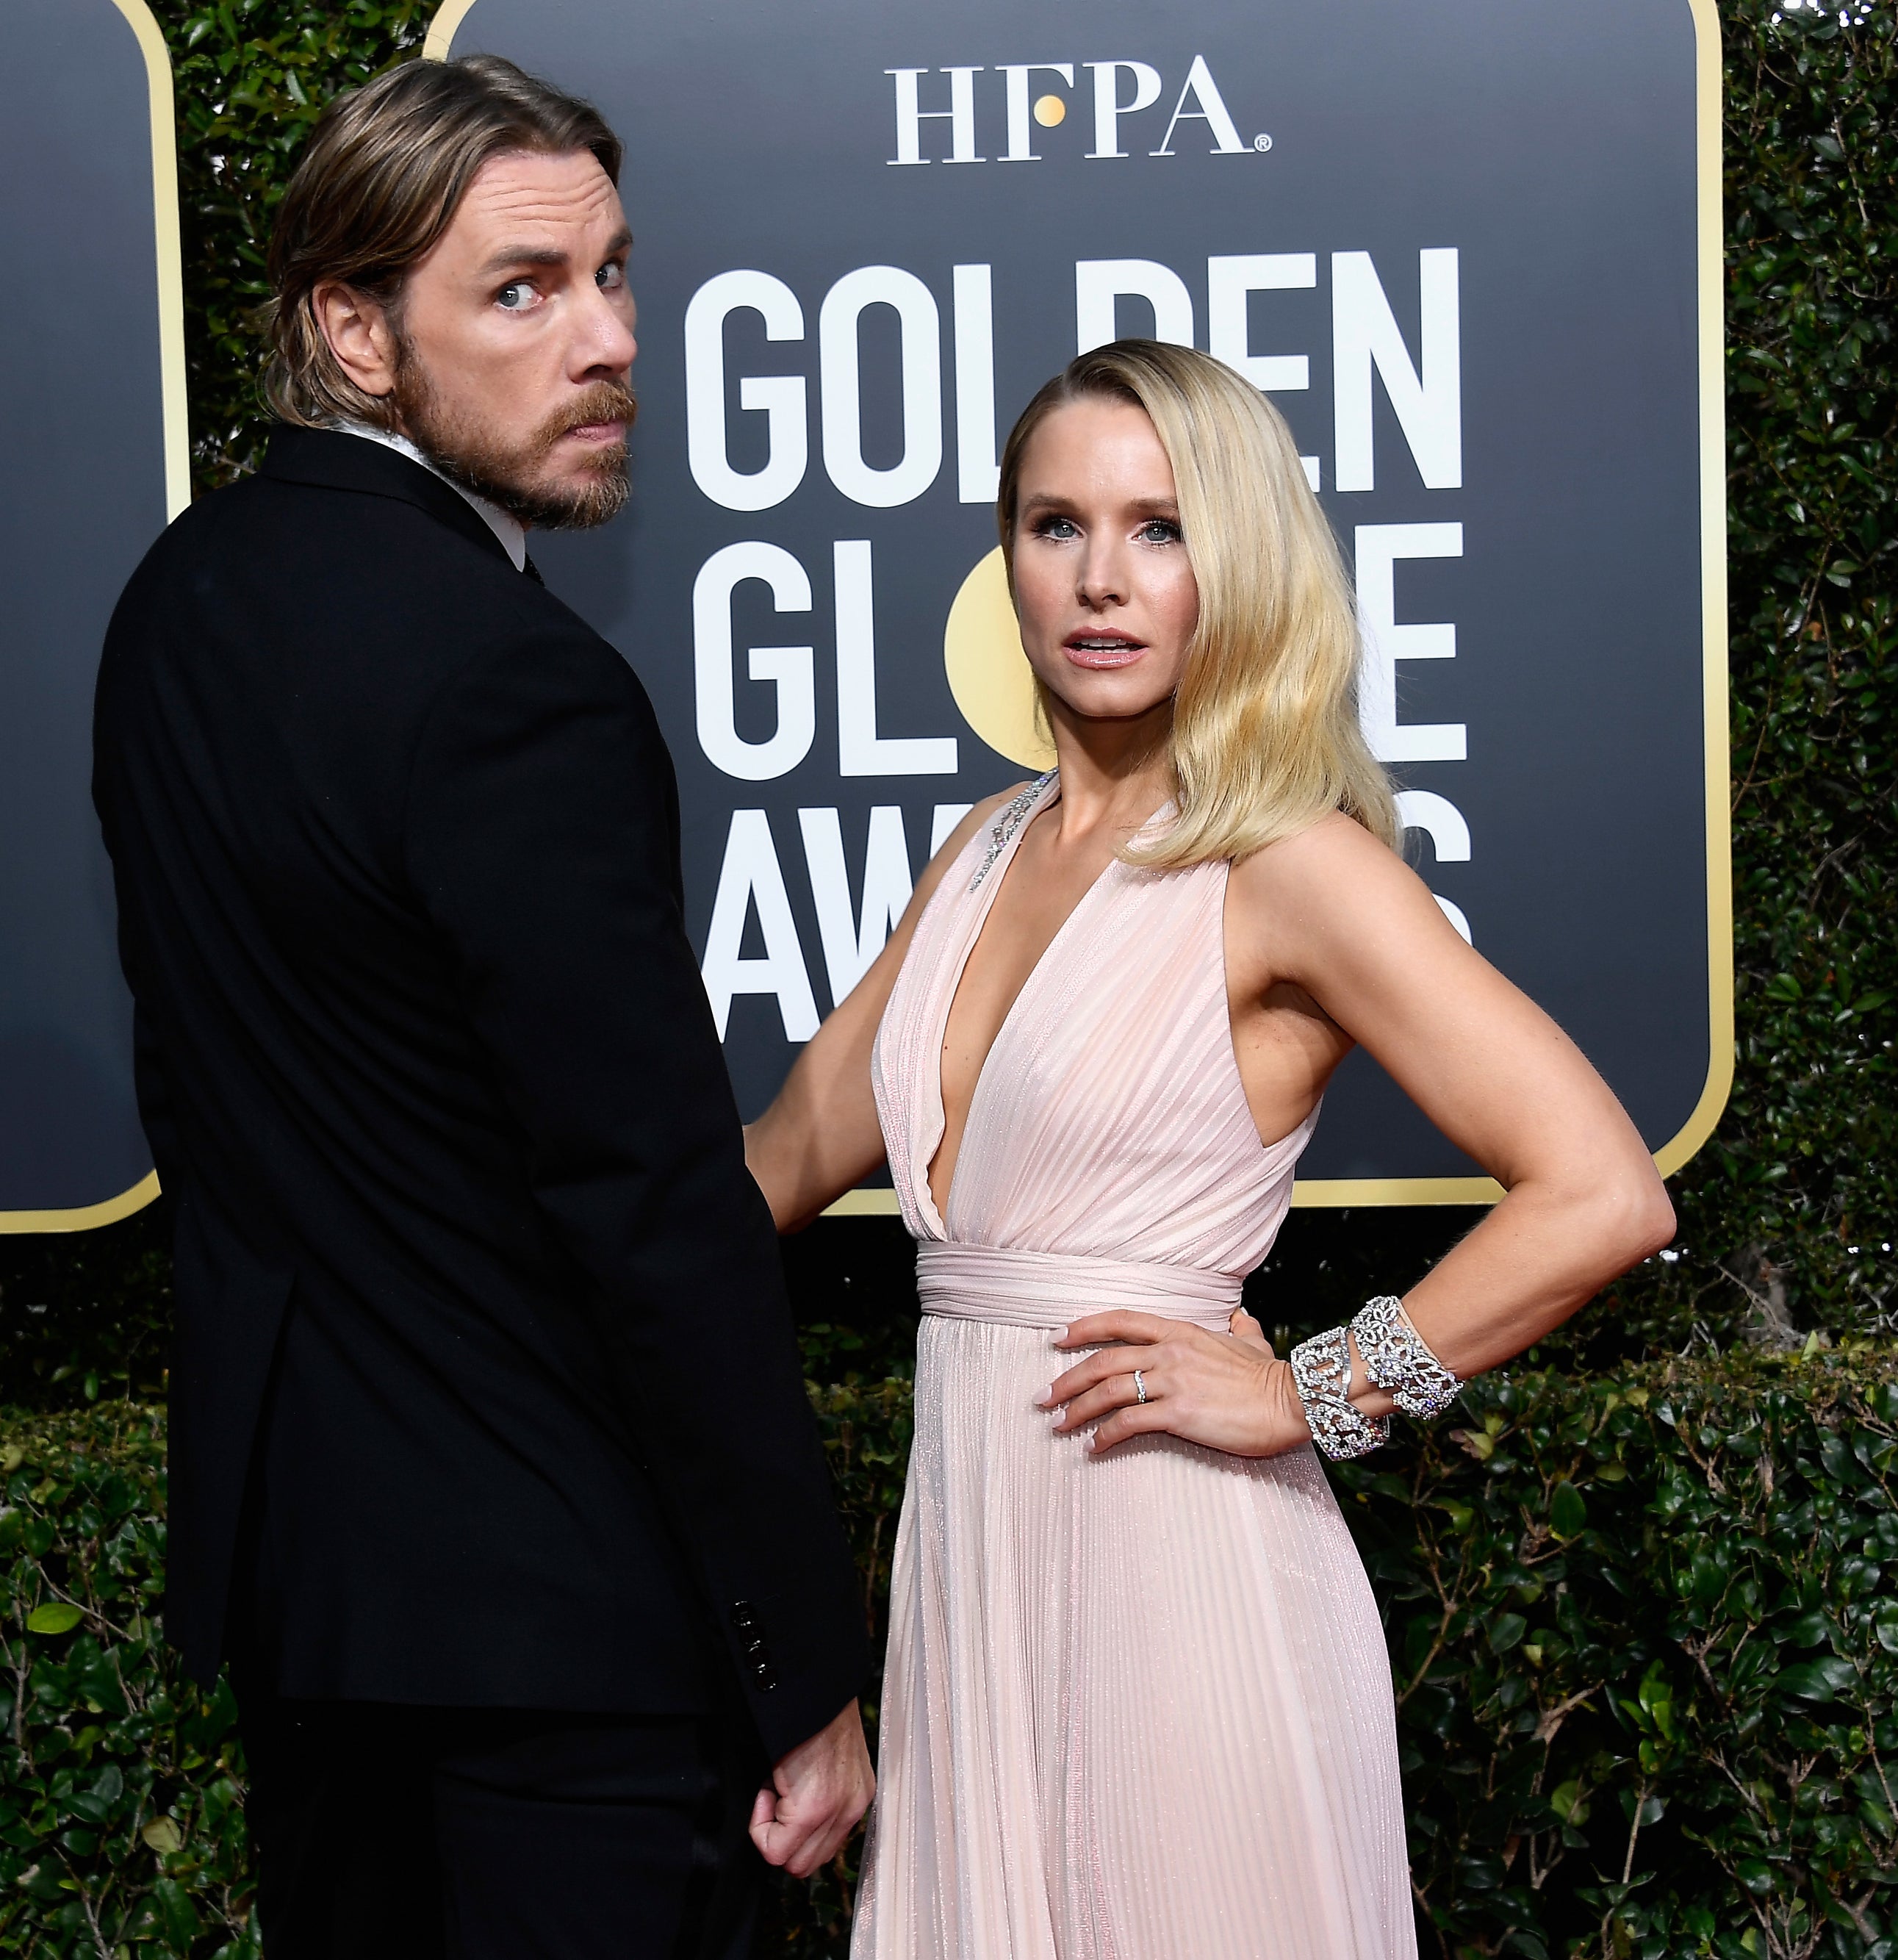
left=334, top=421, right=528, bottom=574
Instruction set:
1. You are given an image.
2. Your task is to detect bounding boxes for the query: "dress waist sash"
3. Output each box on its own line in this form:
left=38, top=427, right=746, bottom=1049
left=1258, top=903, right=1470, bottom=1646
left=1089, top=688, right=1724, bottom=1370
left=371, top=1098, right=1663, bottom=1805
left=915, top=1241, right=1241, bottom=1333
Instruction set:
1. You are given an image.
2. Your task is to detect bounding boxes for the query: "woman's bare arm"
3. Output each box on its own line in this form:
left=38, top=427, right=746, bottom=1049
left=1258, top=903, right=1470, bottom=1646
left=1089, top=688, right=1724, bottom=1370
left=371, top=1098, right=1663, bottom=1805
left=1232, top=811, right=1675, bottom=1387
left=744, top=791, right=1019, bottom=1232
left=1051, top=811, right=1674, bottom=1454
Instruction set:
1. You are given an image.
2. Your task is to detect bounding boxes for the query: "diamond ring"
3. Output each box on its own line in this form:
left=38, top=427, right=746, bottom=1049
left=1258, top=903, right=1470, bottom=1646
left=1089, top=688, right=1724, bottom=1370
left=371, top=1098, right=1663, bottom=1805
left=1133, top=1369, right=1148, bottom=1404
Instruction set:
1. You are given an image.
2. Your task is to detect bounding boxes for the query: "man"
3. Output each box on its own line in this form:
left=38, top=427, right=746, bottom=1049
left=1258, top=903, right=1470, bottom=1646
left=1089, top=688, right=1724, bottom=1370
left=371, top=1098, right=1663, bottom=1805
left=93, top=54, right=871, bottom=1957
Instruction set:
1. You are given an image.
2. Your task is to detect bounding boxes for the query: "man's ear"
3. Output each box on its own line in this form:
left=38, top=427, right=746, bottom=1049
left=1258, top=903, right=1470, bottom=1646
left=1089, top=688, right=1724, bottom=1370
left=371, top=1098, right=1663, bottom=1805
left=312, top=281, right=399, bottom=403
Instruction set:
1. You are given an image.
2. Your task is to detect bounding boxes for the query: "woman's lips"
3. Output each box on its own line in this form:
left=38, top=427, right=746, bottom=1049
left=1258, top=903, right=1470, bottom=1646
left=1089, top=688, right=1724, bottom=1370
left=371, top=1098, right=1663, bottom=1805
left=1063, top=636, right=1148, bottom=670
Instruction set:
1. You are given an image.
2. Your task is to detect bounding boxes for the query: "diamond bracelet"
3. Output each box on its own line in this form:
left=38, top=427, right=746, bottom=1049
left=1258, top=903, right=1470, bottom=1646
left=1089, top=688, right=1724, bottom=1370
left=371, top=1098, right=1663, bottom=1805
left=1289, top=1325, right=1390, bottom=1461
left=1351, top=1295, right=1461, bottom=1420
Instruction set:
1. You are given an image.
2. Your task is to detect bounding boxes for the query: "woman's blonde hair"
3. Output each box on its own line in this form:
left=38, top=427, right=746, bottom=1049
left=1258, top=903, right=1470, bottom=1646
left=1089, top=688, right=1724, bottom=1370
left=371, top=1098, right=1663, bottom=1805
left=997, top=340, right=1399, bottom=868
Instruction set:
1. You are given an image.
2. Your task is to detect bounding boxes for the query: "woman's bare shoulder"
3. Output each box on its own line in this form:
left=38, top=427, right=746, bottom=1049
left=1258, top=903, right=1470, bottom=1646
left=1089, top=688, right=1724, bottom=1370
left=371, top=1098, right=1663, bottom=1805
left=1227, top=808, right=1455, bottom=985
left=1229, top=809, right=1408, bottom=905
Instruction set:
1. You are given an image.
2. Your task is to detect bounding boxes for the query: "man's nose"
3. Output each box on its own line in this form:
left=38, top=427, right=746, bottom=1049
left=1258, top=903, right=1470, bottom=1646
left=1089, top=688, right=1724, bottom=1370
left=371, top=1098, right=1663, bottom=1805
left=573, top=287, right=638, bottom=378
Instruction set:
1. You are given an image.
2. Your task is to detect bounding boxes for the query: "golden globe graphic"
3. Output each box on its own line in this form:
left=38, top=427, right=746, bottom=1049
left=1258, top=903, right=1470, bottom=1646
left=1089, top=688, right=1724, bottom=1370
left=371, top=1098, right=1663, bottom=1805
left=428, top=0, right=1730, bottom=1207
left=943, top=550, right=1056, bottom=775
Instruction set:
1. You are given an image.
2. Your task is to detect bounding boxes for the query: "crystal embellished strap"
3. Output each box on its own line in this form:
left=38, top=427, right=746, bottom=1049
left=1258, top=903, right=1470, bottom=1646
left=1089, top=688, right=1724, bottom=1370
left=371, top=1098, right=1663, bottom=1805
left=1351, top=1296, right=1461, bottom=1420
left=1289, top=1326, right=1390, bottom=1461
left=970, top=771, right=1056, bottom=889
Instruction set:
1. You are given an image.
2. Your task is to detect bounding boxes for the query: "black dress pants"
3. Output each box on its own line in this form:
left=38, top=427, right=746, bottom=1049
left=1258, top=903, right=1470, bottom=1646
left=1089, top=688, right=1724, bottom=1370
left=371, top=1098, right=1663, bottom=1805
left=236, top=1685, right=769, bottom=1959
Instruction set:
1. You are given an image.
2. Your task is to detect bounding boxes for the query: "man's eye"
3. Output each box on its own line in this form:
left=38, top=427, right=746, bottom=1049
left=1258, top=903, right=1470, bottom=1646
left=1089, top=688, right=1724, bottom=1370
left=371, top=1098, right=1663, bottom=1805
left=496, top=281, right=538, bottom=312
left=597, top=262, right=626, bottom=291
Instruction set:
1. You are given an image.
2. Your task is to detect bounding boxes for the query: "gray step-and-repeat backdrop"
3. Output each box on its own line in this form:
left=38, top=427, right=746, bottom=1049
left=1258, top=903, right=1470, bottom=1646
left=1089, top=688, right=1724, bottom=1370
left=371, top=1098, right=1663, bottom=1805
left=0, top=0, right=184, bottom=1230
left=431, top=0, right=1730, bottom=1209
left=1, top=0, right=1727, bottom=1226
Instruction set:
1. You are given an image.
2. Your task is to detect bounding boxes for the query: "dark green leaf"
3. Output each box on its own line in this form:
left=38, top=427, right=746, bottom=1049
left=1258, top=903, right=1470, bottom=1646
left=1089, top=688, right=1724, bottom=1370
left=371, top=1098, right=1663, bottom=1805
left=1488, top=1612, right=1528, bottom=1654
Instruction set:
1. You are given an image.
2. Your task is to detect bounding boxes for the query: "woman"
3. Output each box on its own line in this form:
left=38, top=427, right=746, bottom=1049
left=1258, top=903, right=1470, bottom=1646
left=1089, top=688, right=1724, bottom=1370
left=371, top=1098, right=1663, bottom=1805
left=744, top=340, right=1674, bottom=1959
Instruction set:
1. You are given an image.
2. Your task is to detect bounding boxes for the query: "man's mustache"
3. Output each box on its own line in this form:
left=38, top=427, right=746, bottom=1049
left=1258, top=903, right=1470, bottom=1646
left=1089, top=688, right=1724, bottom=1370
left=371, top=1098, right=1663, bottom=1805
left=540, top=384, right=639, bottom=454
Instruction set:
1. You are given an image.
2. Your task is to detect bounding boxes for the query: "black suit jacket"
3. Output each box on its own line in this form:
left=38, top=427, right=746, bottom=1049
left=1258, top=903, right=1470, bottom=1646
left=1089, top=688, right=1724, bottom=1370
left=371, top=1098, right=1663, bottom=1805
left=92, top=428, right=867, bottom=1756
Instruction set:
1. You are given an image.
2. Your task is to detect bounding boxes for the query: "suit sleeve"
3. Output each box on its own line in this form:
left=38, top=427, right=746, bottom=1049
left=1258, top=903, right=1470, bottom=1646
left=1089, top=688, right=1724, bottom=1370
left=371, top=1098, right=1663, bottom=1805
left=96, top=602, right=181, bottom=1195
left=403, top=625, right=868, bottom=1758
left=132, top=997, right=181, bottom=1190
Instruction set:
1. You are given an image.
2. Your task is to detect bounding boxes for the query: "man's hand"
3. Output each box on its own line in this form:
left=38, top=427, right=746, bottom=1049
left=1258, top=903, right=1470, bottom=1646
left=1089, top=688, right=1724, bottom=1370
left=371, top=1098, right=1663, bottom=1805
left=749, top=1699, right=874, bottom=1878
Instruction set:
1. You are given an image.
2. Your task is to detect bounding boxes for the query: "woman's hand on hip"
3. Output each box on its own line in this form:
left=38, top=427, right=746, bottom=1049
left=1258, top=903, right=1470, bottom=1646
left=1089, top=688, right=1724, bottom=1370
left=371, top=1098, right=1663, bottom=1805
left=1040, top=1307, right=1312, bottom=1458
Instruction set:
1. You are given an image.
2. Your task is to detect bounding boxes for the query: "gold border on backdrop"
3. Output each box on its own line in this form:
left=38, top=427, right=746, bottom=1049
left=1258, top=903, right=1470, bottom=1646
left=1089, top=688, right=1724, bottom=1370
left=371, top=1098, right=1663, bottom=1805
left=425, top=0, right=481, bottom=60
left=112, top=0, right=191, bottom=527
left=3, top=0, right=189, bottom=1234
left=426, top=0, right=1733, bottom=1220
left=1656, top=0, right=1736, bottom=1184
left=824, top=1189, right=902, bottom=1218
left=4, top=1171, right=165, bottom=1237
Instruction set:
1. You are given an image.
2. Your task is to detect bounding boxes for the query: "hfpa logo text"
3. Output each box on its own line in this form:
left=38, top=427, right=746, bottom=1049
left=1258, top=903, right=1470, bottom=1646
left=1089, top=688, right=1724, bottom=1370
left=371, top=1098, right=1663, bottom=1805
left=886, top=57, right=1270, bottom=166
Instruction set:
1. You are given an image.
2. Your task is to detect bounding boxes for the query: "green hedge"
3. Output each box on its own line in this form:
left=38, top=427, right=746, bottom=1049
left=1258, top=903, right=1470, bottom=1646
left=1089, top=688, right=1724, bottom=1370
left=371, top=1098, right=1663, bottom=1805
left=1360, top=1350, right=1898, bottom=1960
left=7, top=1350, right=1898, bottom=1958
left=0, top=1408, right=250, bottom=1958
left=1646, top=0, right=1897, bottom=1352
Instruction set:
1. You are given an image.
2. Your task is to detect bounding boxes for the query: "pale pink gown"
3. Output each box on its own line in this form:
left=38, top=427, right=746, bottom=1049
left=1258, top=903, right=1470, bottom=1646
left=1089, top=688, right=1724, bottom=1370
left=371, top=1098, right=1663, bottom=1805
left=852, top=772, right=1415, bottom=1960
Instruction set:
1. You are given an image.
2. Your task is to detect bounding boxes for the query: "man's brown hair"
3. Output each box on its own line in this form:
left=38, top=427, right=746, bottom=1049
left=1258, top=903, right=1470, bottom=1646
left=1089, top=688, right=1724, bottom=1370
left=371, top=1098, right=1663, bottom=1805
left=262, top=54, right=622, bottom=429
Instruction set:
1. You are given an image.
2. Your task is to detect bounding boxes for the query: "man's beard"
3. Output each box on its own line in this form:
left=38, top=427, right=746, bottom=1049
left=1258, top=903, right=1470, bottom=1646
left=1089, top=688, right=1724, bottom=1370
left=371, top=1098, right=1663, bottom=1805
left=390, top=343, right=636, bottom=531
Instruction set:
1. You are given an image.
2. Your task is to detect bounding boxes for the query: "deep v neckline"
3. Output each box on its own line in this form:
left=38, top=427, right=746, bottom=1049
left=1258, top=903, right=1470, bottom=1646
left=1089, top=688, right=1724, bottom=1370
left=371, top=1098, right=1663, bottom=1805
left=923, top=775, right=1160, bottom=1236
left=927, top=779, right=1087, bottom=1234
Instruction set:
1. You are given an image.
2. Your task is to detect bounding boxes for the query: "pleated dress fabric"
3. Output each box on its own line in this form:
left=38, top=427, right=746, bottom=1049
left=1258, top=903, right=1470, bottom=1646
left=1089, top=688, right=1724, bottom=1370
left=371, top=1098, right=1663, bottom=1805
left=853, top=773, right=1416, bottom=1960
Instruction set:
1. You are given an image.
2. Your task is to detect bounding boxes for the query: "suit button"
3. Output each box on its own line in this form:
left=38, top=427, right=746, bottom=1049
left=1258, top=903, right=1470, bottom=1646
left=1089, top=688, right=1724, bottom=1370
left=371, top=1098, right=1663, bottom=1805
left=757, top=1667, right=780, bottom=1691
left=731, top=1601, right=757, bottom=1629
